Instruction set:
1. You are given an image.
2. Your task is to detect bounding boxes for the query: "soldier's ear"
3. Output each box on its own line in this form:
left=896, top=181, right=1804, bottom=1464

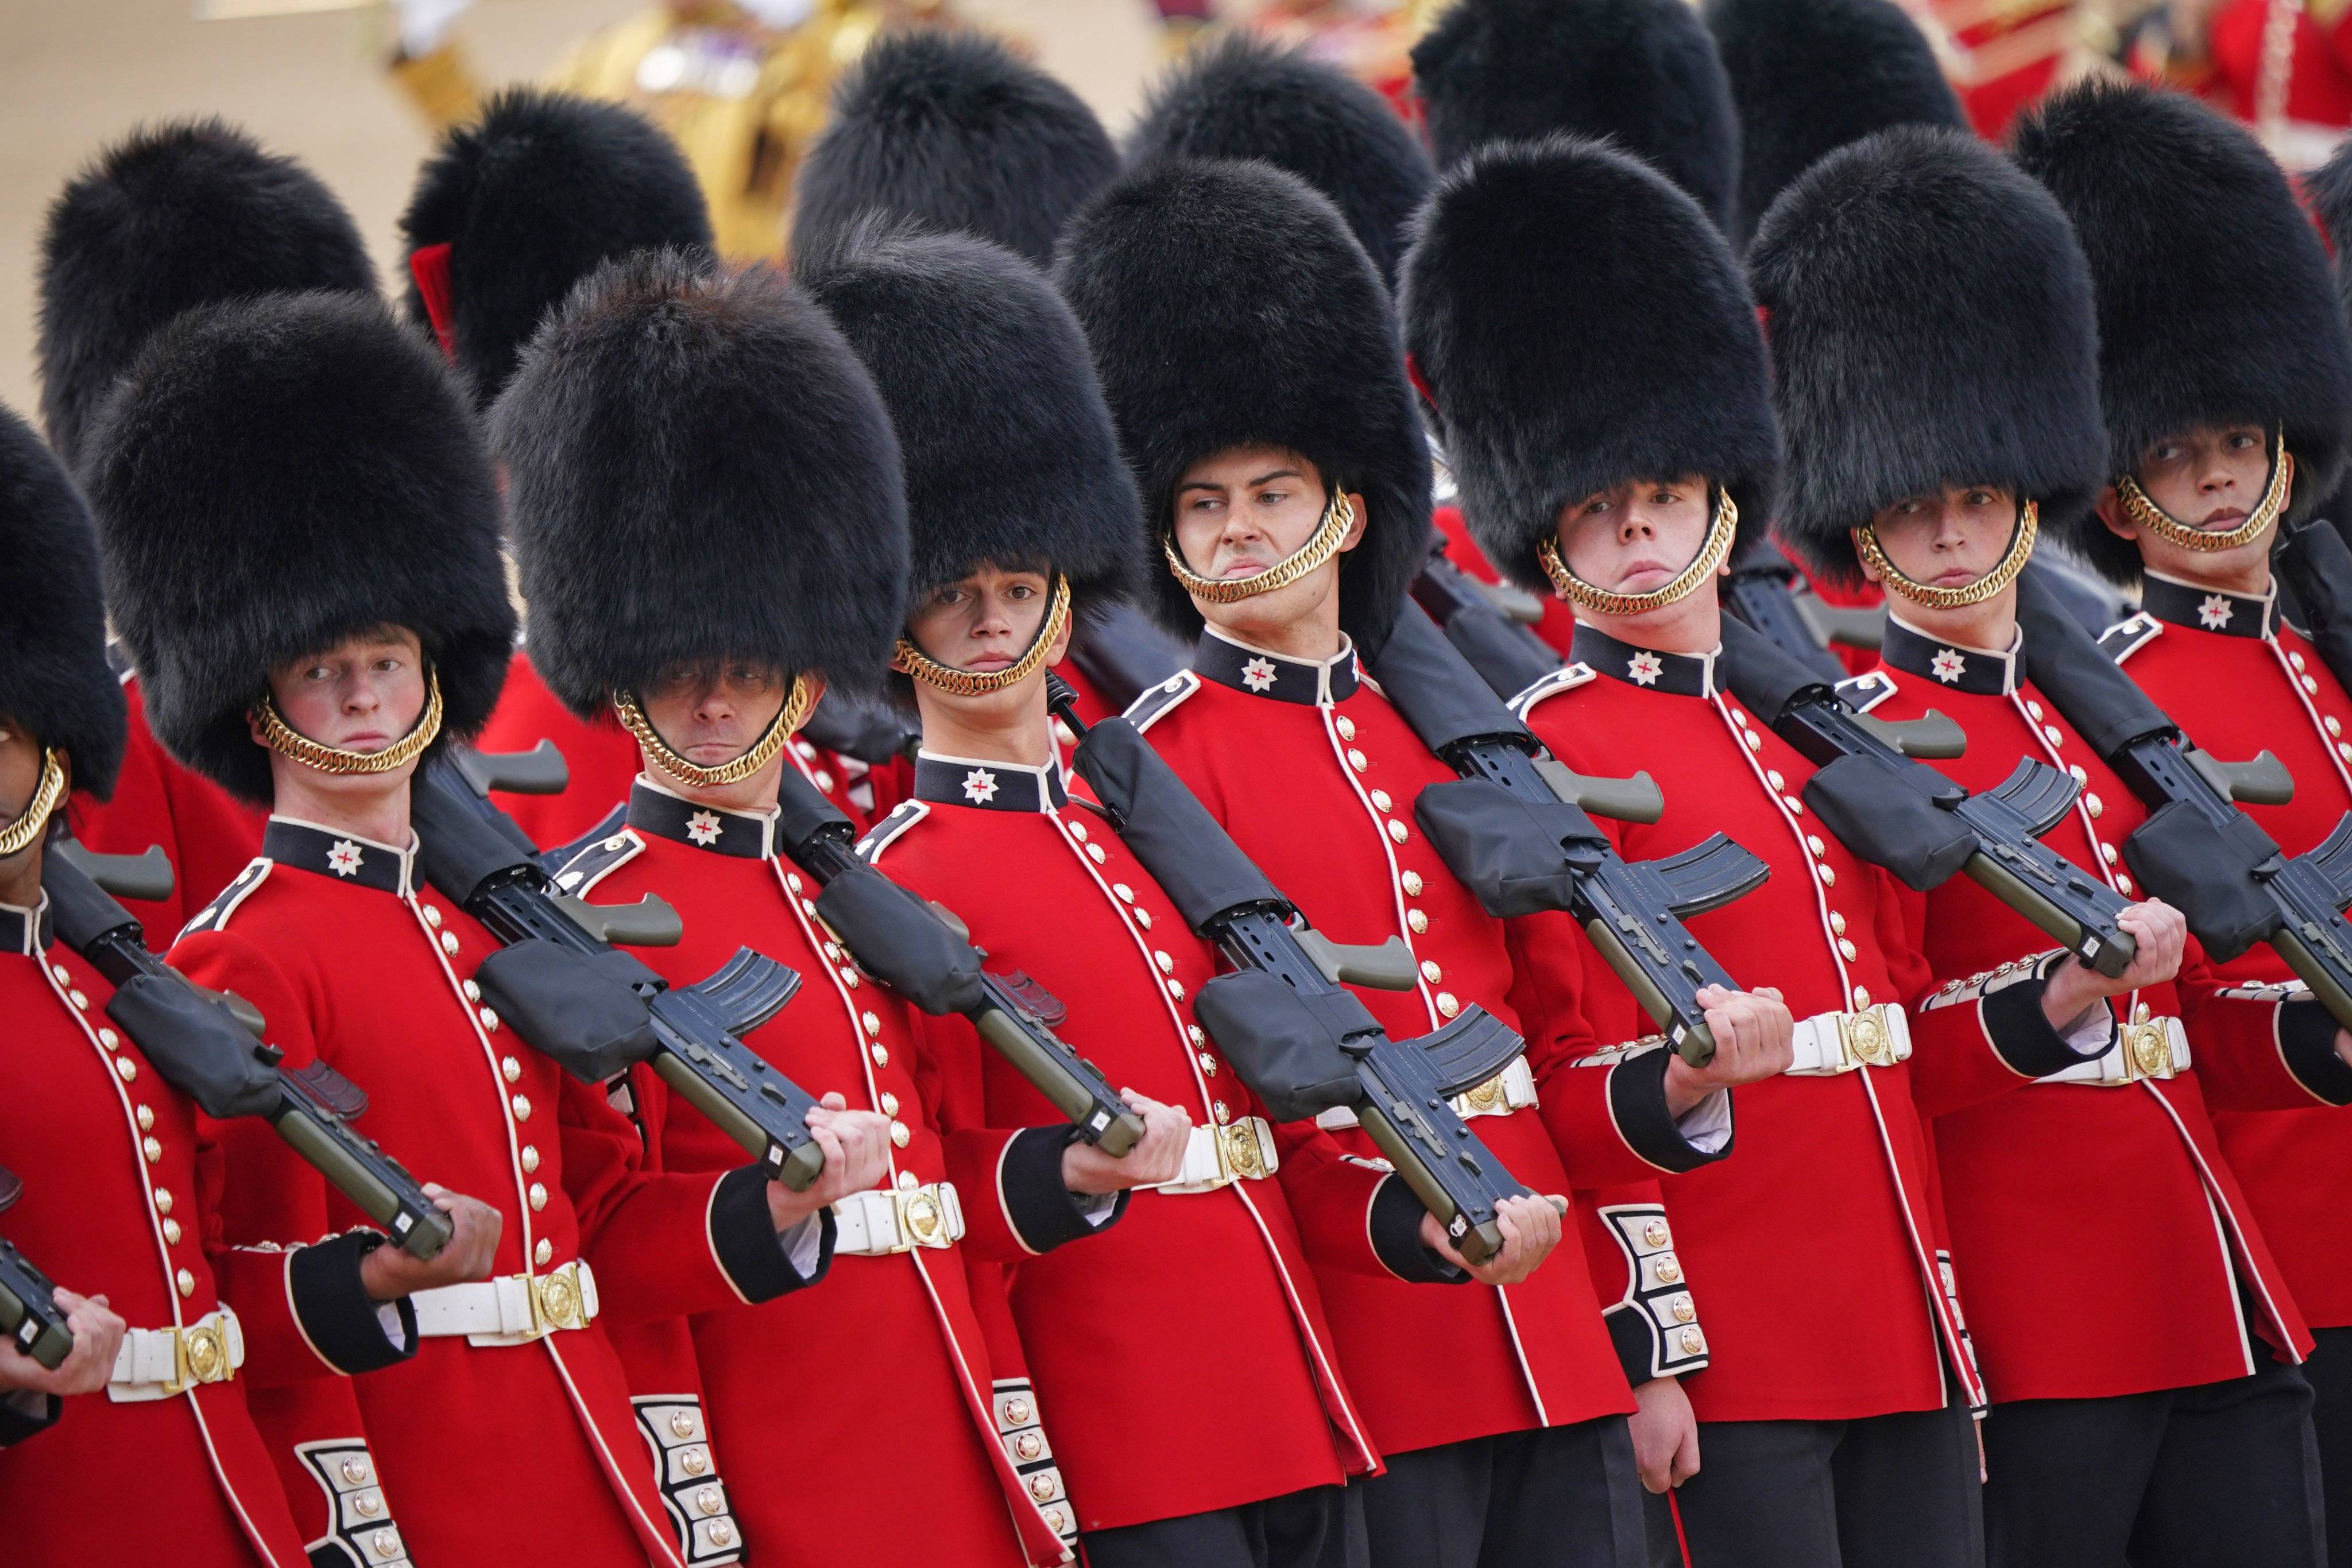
left=1850, top=529, right=1885, bottom=587
left=1339, top=491, right=1370, bottom=554
left=2092, top=486, right=2135, bottom=544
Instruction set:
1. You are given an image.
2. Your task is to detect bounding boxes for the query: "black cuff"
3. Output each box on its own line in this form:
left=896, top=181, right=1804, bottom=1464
left=2279, top=999, right=2352, bottom=1105
left=289, top=1232, right=416, bottom=1374
left=1605, top=1304, right=1667, bottom=1387
left=1610, top=1047, right=1730, bottom=1173
left=710, top=1164, right=830, bottom=1303
left=1369, top=1175, right=1469, bottom=1284
left=0, top=1392, right=59, bottom=1447
left=1001, top=1126, right=1128, bottom=1254
left=1982, top=963, right=2108, bottom=1078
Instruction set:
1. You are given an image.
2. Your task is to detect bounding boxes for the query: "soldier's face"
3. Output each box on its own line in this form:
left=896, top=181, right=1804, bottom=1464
left=1860, top=485, right=2018, bottom=591
left=2098, top=423, right=2279, bottom=583
left=0, top=716, right=52, bottom=888
left=1170, top=447, right=1367, bottom=642
left=1552, top=475, right=1713, bottom=595
left=641, top=662, right=791, bottom=771
left=259, top=627, right=428, bottom=788
left=904, top=563, right=1070, bottom=725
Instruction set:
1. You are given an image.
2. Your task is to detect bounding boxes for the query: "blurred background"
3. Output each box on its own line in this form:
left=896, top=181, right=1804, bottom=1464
left=0, top=0, right=2341, bottom=416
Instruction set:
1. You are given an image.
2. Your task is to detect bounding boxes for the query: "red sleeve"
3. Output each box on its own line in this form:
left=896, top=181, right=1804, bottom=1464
left=2176, top=947, right=2352, bottom=1111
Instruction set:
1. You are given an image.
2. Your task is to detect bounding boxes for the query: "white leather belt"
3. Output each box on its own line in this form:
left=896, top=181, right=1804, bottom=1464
left=1786, top=1004, right=1911, bottom=1076
left=1316, top=1056, right=1537, bottom=1129
left=2043, top=1014, right=2189, bottom=1086
left=109, top=1307, right=245, bottom=1401
left=411, top=1261, right=599, bottom=1346
left=831, top=1182, right=966, bottom=1256
left=1153, top=1118, right=1280, bottom=1194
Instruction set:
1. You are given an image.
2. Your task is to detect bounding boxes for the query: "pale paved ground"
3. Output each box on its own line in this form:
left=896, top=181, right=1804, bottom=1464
left=0, top=0, right=1160, bottom=417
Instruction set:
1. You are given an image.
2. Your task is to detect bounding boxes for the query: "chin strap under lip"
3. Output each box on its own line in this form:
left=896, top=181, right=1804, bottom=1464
left=1854, top=499, right=2040, bottom=611
left=0, top=747, right=65, bottom=860
left=895, top=574, right=1073, bottom=699
left=613, top=674, right=813, bottom=789
left=1538, top=489, right=1739, bottom=617
left=2116, top=428, right=2292, bottom=553
left=254, top=668, right=446, bottom=778
left=1163, top=488, right=1356, bottom=605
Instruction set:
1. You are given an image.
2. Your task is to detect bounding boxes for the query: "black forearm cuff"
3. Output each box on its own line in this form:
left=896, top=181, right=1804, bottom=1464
left=1001, top=1126, right=1127, bottom=1254
left=1370, top=1175, right=1468, bottom=1284
left=1611, top=1046, right=1731, bottom=1173
left=2279, top=999, right=2352, bottom=1106
left=0, top=1392, right=59, bottom=1446
left=710, top=1164, right=830, bottom=1303
left=1606, top=1303, right=1666, bottom=1387
left=1981, top=962, right=2109, bottom=1078
left=291, top=1232, right=415, bottom=1374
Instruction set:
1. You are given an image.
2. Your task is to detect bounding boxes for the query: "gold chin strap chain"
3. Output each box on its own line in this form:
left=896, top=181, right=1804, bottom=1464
left=253, top=669, right=445, bottom=777
left=1164, top=489, right=1356, bottom=604
left=613, top=673, right=814, bottom=789
left=2116, top=429, right=2293, bottom=553
left=896, top=574, right=1073, bottom=698
left=1537, top=490, right=1739, bottom=617
left=1854, top=500, right=2039, bottom=610
left=0, top=747, right=66, bottom=860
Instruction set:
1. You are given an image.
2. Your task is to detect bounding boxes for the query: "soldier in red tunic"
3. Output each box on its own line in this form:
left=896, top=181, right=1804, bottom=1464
left=80, top=288, right=883, bottom=1568
left=2017, top=80, right=2352, bottom=1567
left=1761, top=112, right=2327, bottom=1566
left=1059, top=149, right=1804, bottom=1566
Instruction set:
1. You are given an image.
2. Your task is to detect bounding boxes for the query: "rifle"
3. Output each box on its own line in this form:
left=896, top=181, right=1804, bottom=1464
left=1065, top=601, right=1193, bottom=717
left=411, top=752, right=827, bottom=1190
left=1713, top=615, right=2138, bottom=979
left=1720, top=537, right=1859, bottom=682
left=2014, top=570, right=2352, bottom=1028
left=0, top=1168, right=72, bottom=1370
left=1409, top=543, right=1565, bottom=703
left=767, top=764, right=1147, bottom=1154
left=44, top=842, right=455, bottom=1259
left=1046, top=673, right=1545, bottom=1265
left=1365, top=603, right=1769, bottom=1066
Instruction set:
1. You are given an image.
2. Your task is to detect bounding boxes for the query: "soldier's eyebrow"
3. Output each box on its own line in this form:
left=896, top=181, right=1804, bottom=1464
left=1246, top=467, right=1304, bottom=487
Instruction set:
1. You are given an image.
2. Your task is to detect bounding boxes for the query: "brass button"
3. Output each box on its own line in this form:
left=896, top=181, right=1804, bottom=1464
left=341, top=1457, right=371, bottom=1486
left=1067, top=820, right=1089, bottom=843
left=710, top=1523, right=737, bottom=1549
left=695, top=1485, right=723, bottom=1517
left=1188, top=1025, right=1206, bottom=1046
left=511, top=1094, right=532, bottom=1122
left=1166, top=979, right=1185, bottom=1000
left=1419, top=959, right=1442, bottom=984
left=1680, top=1327, right=1705, bottom=1356
left=2084, top=792, right=2103, bottom=818
left=422, top=905, right=443, bottom=929
left=463, top=979, right=482, bottom=1003
left=1199, top=1053, right=1218, bottom=1076
left=521, top=1145, right=540, bottom=1174
left=116, top=1056, right=138, bottom=1083
left=2099, top=842, right=2118, bottom=866
left=2292, top=651, right=2310, bottom=672
left=2042, top=725, right=2064, bottom=747
left=534, top=1238, right=553, bottom=1266
left=1212, top=1101, right=1231, bottom=1125
left=2069, top=764, right=2088, bottom=784
left=439, top=931, right=460, bottom=955
left=670, top=1410, right=699, bottom=1439
left=1817, top=865, right=1836, bottom=887
left=372, top=1528, right=401, bottom=1559
left=2132, top=1002, right=2151, bottom=1025
left=2117, top=873, right=2135, bottom=894
left=2339, top=742, right=2352, bottom=764
left=135, top=1104, right=154, bottom=1131
left=1401, top=871, right=1424, bottom=896
left=2025, top=700, right=2044, bottom=721
left=1030, top=1473, right=1058, bottom=1503
left=68, top=989, right=88, bottom=1011
left=1134, top=908, right=1152, bottom=930
left=528, top=1183, right=547, bottom=1212
left=1743, top=730, right=1763, bottom=752
left=1086, top=844, right=1107, bottom=865
left=1672, top=1294, right=1696, bottom=1323
left=163, top=1218, right=183, bottom=1245
left=1046, top=1509, right=1069, bottom=1535
left=862, top=1011, right=881, bottom=1037
left=49, top=963, right=68, bottom=984
left=604, top=836, right=626, bottom=852
left=1407, top=909, right=1429, bottom=935
left=1347, top=749, right=1369, bottom=773
left=871, top=1043, right=890, bottom=1067
left=841, top=967, right=862, bottom=989
left=822, top=942, right=841, bottom=964
left=1642, top=1219, right=1670, bottom=1248
left=2305, top=676, right=2322, bottom=695
left=1839, top=939, right=1859, bottom=962
left=355, top=1490, right=382, bottom=1517
left=879, top=1091, right=899, bottom=1117
left=1336, top=716, right=1357, bottom=741
left=1154, top=950, right=1175, bottom=974
left=1654, top=1253, right=1682, bottom=1284
left=786, top=873, right=804, bottom=895
left=898, top=1170, right=920, bottom=1191
left=1852, top=986, right=1871, bottom=1008
left=98, top=1028, right=119, bottom=1050
left=1766, top=769, right=1785, bottom=790
left=1113, top=883, right=1135, bottom=904
left=480, top=1007, right=501, bottom=1033
left=1784, top=795, right=1804, bottom=815
left=1806, top=835, right=1826, bottom=857
left=1436, top=992, right=1461, bottom=1019
left=1003, top=1397, right=1032, bottom=1427
left=1828, top=911, right=1846, bottom=936
left=1016, top=1433, right=1043, bottom=1461
left=681, top=1447, right=709, bottom=1477
left=813, top=771, right=834, bottom=793
left=176, top=1268, right=195, bottom=1298
left=501, top=1056, right=521, bottom=1084
left=2330, top=716, right=2343, bottom=738
left=153, top=1187, right=173, bottom=1215
left=1387, top=819, right=1409, bottom=844
left=142, top=1136, right=163, bottom=1164
left=1371, top=788, right=1392, bottom=812
left=890, top=1121, right=911, bottom=1148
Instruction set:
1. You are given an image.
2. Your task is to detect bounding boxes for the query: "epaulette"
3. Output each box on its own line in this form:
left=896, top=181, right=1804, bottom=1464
left=1122, top=669, right=1201, bottom=734
left=856, top=799, right=930, bottom=865
left=178, top=858, right=273, bottom=940
left=545, top=814, right=643, bottom=897
left=1834, top=669, right=1898, bottom=714
left=539, top=802, right=626, bottom=878
left=2097, top=612, right=2163, bottom=665
left=1507, top=661, right=1595, bottom=720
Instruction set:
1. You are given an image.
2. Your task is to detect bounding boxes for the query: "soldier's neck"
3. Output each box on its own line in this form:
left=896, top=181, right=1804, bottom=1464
left=2142, top=549, right=2273, bottom=601
left=640, top=750, right=782, bottom=816
left=1577, top=582, right=1724, bottom=656
left=916, top=688, right=1057, bottom=770
left=267, top=764, right=414, bottom=851
left=0, top=841, right=41, bottom=911
left=1886, top=586, right=2017, bottom=659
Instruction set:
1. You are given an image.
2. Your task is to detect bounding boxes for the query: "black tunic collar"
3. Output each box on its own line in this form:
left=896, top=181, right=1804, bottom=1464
left=1570, top=624, right=1717, bottom=698
left=1881, top=617, right=2020, bottom=696
left=265, top=816, right=415, bottom=896
left=0, top=896, right=52, bottom=957
left=1191, top=626, right=1360, bottom=706
left=2140, top=570, right=2274, bottom=640
left=914, top=752, right=1068, bottom=814
left=627, top=778, right=777, bottom=859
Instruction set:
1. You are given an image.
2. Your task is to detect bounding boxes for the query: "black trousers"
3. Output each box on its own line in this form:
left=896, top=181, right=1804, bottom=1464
left=2308, top=1326, right=2352, bottom=1567
left=1980, top=1336, right=2325, bottom=1568
left=1356, top=1417, right=1650, bottom=1568
left=1670, top=1401, right=1983, bottom=1568
left=1082, top=1482, right=1366, bottom=1568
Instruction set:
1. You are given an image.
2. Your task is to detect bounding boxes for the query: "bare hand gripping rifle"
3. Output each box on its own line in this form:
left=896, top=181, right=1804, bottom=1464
left=411, top=749, right=827, bottom=1190
left=43, top=841, right=455, bottom=1259
left=1712, top=615, right=2139, bottom=979
left=0, top=1168, right=73, bottom=1370
left=1365, top=603, right=1769, bottom=1067
left=1046, top=673, right=1545, bottom=1264
left=2013, top=570, right=2352, bottom=1028
left=768, top=763, right=1146, bottom=1154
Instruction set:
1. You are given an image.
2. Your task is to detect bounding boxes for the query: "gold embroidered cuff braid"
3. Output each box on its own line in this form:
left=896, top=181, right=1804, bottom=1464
left=2117, top=429, right=2292, bottom=553
left=1854, top=501, right=2039, bottom=610
left=896, top=575, right=1072, bottom=698
left=1539, top=490, right=1738, bottom=616
left=614, top=676, right=812, bottom=789
left=1164, top=490, right=1356, bottom=604
left=254, top=671, right=444, bottom=777
left=0, top=748, right=66, bottom=859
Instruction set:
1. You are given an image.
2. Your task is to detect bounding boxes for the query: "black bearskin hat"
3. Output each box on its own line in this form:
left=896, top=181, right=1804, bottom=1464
left=80, top=293, right=513, bottom=803
left=2311, top=135, right=2352, bottom=327
left=38, top=119, right=374, bottom=473
left=2014, top=80, right=2352, bottom=583
left=1704, top=0, right=1963, bottom=249
left=1401, top=137, right=1778, bottom=594
left=493, top=251, right=908, bottom=715
left=1124, top=33, right=1433, bottom=287
left=1411, top=0, right=1739, bottom=227
left=1055, top=158, right=1432, bottom=647
left=0, top=406, right=123, bottom=800
left=792, top=29, right=1118, bottom=269
left=1750, top=126, right=2106, bottom=584
left=399, top=89, right=713, bottom=408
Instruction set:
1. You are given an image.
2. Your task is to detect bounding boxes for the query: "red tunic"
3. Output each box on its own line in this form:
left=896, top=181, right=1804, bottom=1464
left=171, top=816, right=815, bottom=1568
left=1852, top=613, right=2312, bottom=1400
left=1133, top=629, right=1734, bottom=1454
left=1512, top=623, right=2012, bottom=1423
left=2098, top=574, right=2352, bottom=1326
left=548, top=777, right=1084, bottom=1566
left=0, top=895, right=411, bottom=1567
left=862, top=753, right=1379, bottom=1531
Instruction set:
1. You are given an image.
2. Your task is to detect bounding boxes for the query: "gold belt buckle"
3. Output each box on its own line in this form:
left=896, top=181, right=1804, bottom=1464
left=529, top=1265, right=591, bottom=1335
left=1838, top=1005, right=1895, bottom=1069
left=1216, top=1120, right=1270, bottom=1182
left=898, top=1185, right=950, bottom=1249
left=1459, top=1071, right=1510, bottom=1114
left=2122, top=1020, right=2176, bottom=1081
left=169, top=1321, right=234, bottom=1395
